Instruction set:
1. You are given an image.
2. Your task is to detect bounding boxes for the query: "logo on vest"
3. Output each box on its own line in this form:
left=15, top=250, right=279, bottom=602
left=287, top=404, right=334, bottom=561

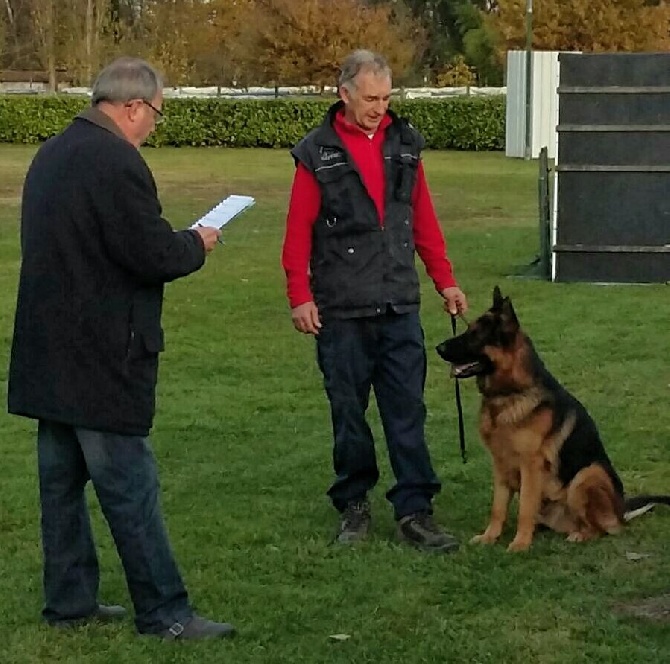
left=319, top=147, right=342, bottom=162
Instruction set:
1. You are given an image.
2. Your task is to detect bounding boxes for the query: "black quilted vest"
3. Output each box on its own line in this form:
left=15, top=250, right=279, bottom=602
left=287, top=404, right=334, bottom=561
left=291, top=101, right=424, bottom=319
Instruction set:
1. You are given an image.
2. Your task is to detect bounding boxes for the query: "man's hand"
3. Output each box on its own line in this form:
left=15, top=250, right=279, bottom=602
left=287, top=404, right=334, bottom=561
left=194, top=226, right=221, bottom=254
left=291, top=301, right=322, bottom=335
left=441, top=286, right=468, bottom=316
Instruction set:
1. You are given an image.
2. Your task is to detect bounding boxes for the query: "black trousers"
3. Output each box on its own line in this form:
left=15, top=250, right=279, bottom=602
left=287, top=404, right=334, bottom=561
left=316, top=311, right=441, bottom=519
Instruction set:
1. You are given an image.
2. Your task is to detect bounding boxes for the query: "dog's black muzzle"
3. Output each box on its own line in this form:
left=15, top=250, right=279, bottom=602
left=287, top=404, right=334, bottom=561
left=435, top=336, right=491, bottom=379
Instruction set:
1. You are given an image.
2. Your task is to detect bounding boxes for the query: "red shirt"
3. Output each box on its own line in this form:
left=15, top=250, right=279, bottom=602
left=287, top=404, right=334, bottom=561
left=282, top=110, right=457, bottom=308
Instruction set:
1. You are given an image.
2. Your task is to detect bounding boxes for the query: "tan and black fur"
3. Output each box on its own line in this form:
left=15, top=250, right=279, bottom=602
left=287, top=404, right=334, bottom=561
left=436, top=286, right=669, bottom=552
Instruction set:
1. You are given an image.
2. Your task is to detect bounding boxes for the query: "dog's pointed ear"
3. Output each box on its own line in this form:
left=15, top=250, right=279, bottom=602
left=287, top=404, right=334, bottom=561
left=492, top=285, right=504, bottom=310
left=501, top=297, right=519, bottom=327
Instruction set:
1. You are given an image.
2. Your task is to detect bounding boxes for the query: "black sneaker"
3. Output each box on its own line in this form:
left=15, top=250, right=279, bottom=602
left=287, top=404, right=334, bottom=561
left=335, top=500, right=371, bottom=544
left=397, top=512, right=459, bottom=553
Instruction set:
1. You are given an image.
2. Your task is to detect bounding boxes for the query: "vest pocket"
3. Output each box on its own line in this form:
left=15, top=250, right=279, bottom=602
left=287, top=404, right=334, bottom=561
left=312, top=235, right=382, bottom=308
left=394, top=238, right=416, bottom=267
left=393, top=155, right=419, bottom=203
left=315, top=163, right=356, bottom=225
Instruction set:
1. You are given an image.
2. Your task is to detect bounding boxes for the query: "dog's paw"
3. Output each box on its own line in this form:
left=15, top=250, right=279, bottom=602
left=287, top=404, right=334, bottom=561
left=470, top=531, right=499, bottom=545
left=507, top=537, right=532, bottom=552
left=566, top=530, right=596, bottom=543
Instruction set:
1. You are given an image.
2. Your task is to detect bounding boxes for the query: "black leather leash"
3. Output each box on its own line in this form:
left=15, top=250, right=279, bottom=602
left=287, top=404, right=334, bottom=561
left=451, top=314, right=467, bottom=463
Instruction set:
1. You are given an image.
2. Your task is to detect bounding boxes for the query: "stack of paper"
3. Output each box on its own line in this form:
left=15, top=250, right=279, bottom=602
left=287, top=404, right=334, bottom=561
left=191, top=194, right=255, bottom=230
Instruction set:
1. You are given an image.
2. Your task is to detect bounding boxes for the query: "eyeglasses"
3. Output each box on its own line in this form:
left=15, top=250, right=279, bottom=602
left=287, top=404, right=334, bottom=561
left=141, top=99, right=164, bottom=124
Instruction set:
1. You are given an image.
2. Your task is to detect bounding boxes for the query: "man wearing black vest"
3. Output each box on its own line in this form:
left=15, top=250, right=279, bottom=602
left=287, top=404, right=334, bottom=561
left=282, top=50, right=468, bottom=552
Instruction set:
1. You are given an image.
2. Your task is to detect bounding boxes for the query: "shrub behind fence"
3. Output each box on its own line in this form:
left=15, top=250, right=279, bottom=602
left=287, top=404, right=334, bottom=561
left=0, top=96, right=505, bottom=151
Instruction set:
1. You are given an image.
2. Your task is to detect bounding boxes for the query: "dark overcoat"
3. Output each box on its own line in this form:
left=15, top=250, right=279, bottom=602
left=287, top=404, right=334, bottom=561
left=8, top=108, right=206, bottom=436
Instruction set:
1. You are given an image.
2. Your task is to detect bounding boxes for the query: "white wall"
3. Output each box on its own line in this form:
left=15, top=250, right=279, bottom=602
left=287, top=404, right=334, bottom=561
left=506, top=50, right=565, bottom=159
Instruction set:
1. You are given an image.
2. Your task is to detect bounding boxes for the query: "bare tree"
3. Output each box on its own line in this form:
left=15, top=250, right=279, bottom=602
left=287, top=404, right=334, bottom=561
left=85, top=0, right=109, bottom=82
left=4, top=0, right=15, bottom=24
left=85, top=0, right=94, bottom=77
left=30, top=0, right=57, bottom=90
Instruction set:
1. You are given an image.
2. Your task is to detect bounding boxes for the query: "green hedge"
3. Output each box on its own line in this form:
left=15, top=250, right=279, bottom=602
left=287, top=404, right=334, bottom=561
left=0, top=95, right=505, bottom=150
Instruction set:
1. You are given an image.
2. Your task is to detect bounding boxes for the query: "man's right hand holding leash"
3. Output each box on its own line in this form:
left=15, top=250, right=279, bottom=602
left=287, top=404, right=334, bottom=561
left=441, top=286, right=468, bottom=317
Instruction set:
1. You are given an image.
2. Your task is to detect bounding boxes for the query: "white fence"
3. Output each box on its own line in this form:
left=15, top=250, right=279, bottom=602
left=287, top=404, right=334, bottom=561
left=0, top=82, right=506, bottom=99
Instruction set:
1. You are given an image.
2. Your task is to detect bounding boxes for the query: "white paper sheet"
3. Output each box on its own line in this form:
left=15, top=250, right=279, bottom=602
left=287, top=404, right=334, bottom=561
left=190, top=194, right=255, bottom=230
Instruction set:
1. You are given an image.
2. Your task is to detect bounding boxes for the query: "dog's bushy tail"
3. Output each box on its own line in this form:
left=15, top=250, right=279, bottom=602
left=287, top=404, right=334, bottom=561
left=623, top=495, right=670, bottom=522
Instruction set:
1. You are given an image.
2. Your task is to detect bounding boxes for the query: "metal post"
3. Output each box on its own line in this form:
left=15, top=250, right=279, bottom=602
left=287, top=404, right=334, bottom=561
left=524, top=0, right=533, bottom=159
left=538, top=147, right=550, bottom=279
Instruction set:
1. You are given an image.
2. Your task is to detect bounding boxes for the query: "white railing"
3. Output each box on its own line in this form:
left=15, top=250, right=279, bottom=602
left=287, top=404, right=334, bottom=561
left=0, top=82, right=506, bottom=98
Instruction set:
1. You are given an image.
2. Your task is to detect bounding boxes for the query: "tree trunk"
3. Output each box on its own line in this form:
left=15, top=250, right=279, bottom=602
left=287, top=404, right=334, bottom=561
left=32, top=0, right=58, bottom=92
left=3, top=0, right=14, bottom=25
left=86, top=0, right=94, bottom=82
left=46, top=0, right=56, bottom=91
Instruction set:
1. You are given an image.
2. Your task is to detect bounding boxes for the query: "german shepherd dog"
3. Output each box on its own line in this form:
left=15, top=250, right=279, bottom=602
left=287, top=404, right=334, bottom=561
left=436, top=286, right=669, bottom=552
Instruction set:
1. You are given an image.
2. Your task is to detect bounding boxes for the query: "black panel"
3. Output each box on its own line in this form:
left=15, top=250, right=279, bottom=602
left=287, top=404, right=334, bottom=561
left=559, top=132, right=670, bottom=166
left=556, top=173, right=670, bottom=245
left=555, top=252, right=670, bottom=283
left=559, top=53, right=670, bottom=87
left=559, top=94, right=670, bottom=125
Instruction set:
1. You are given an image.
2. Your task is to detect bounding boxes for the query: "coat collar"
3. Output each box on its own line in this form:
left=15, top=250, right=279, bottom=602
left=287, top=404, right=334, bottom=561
left=76, top=105, right=128, bottom=142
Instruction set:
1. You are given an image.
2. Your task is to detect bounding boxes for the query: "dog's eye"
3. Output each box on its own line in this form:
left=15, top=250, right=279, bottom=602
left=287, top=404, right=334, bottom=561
left=468, top=316, right=501, bottom=347
left=469, top=329, right=489, bottom=347
left=475, top=318, right=494, bottom=335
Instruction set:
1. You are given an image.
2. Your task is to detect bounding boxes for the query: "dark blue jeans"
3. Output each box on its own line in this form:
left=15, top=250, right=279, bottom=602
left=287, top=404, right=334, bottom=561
left=316, top=311, right=441, bottom=519
left=37, top=420, right=192, bottom=633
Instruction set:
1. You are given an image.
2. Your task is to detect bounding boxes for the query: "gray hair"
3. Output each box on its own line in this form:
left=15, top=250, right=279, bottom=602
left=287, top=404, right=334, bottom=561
left=91, top=57, right=163, bottom=106
left=338, top=50, right=392, bottom=92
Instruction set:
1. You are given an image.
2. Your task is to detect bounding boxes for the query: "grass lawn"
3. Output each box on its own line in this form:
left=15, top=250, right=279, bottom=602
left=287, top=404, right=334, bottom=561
left=0, top=145, right=667, bottom=663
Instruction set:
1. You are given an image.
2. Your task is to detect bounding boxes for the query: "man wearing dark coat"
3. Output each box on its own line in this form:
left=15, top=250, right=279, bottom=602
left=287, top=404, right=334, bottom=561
left=8, top=57, right=234, bottom=640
